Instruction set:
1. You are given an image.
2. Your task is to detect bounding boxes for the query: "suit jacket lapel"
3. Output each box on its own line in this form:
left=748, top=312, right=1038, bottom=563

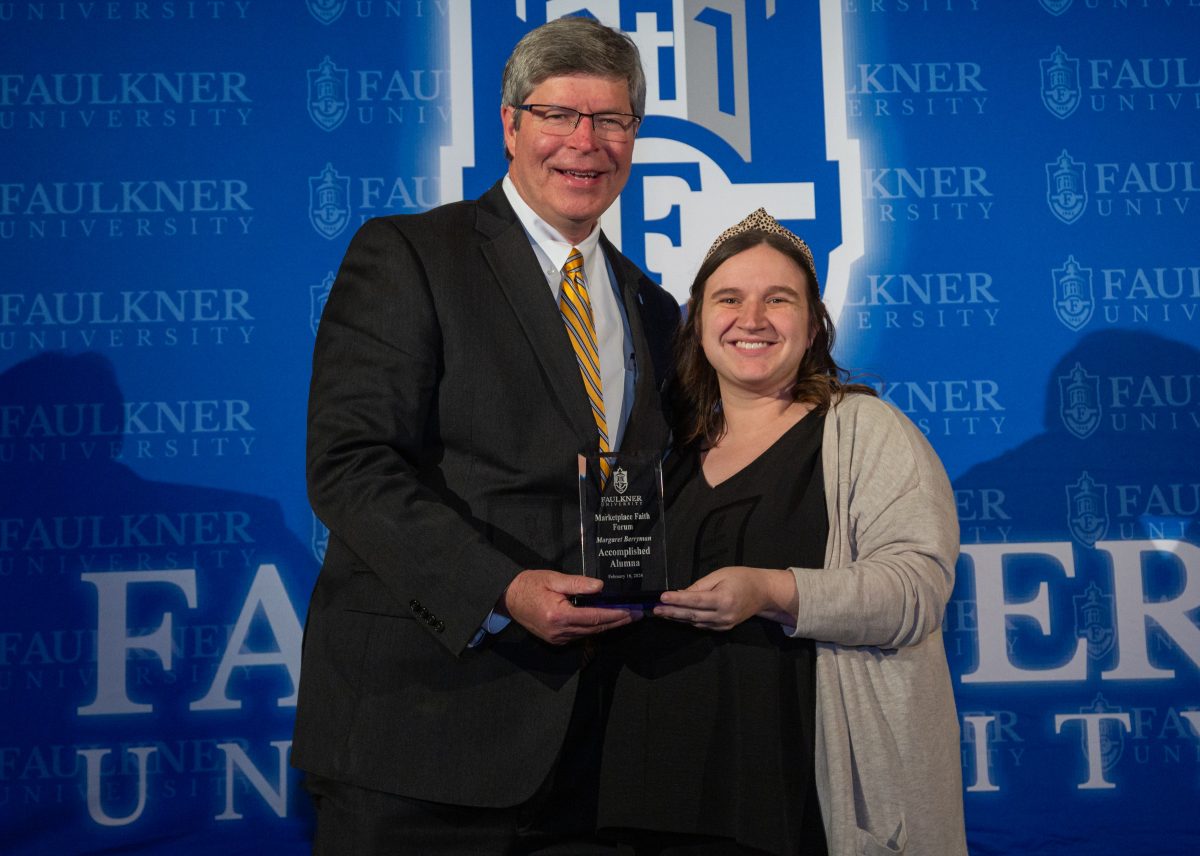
left=476, top=183, right=597, bottom=443
left=602, top=236, right=670, bottom=454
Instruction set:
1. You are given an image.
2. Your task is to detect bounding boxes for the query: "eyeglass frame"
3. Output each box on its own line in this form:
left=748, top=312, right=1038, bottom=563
left=512, top=103, right=642, bottom=142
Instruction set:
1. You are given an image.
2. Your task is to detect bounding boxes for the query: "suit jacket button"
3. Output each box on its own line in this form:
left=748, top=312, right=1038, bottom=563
left=409, top=599, right=421, bottom=612
left=433, top=620, right=445, bottom=633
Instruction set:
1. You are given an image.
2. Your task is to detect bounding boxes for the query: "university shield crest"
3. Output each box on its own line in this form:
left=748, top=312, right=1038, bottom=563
left=1047, top=150, right=1087, bottom=225
left=1059, top=362, right=1101, bottom=439
left=1052, top=255, right=1094, bottom=331
left=1041, top=47, right=1080, bottom=119
left=1067, top=471, right=1109, bottom=546
left=1073, top=582, right=1116, bottom=659
left=308, top=57, right=349, bottom=132
left=309, top=163, right=351, bottom=240
left=443, top=2, right=862, bottom=315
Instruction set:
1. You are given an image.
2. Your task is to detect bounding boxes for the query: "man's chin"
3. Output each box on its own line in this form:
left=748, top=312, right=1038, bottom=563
left=551, top=199, right=616, bottom=226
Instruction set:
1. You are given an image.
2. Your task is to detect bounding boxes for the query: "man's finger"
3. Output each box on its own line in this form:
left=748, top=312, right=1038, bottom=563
left=545, top=572, right=604, bottom=594
left=571, top=605, right=632, bottom=624
left=565, top=606, right=634, bottom=631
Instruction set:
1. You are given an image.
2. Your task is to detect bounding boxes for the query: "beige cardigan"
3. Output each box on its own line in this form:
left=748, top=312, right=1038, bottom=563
left=790, top=394, right=968, bottom=856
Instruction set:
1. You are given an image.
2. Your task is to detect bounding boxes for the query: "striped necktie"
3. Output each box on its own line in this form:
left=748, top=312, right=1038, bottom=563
left=559, top=248, right=611, bottom=479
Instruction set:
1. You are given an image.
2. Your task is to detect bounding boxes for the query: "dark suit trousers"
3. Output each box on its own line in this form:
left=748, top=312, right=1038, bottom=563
left=306, top=652, right=619, bottom=856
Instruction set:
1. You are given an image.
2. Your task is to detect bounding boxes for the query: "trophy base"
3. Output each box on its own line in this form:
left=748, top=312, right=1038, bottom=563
left=571, top=589, right=664, bottom=608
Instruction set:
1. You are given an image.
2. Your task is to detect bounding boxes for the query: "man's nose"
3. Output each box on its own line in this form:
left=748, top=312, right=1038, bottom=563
left=565, top=115, right=601, bottom=150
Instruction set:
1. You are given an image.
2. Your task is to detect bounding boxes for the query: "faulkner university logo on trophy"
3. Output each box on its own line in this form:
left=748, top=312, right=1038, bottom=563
left=576, top=451, right=669, bottom=605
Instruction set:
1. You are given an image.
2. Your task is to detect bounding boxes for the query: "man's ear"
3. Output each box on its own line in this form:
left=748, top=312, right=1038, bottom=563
left=501, top=104, right=518, bottom=160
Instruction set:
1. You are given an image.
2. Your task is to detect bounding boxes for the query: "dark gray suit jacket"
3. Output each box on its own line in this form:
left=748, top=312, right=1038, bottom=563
left=291, top=181, right=679, bottom=807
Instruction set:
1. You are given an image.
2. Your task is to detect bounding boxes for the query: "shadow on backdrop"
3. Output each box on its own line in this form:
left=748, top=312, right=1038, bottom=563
left=1, top=351, right=317, bottom=855
left=947, top=330, right=1200, bottom=856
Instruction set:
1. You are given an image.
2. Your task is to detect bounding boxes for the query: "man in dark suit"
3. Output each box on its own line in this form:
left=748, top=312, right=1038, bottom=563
left=292, top=17, right=679, bottom=855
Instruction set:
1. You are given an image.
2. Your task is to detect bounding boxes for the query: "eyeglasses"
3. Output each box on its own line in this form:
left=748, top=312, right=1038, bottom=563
left=513, top=104, right=641, bottom=142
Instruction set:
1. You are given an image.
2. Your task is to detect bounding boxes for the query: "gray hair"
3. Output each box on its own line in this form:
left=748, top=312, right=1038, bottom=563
left=502, top=16, right=646, bottom=119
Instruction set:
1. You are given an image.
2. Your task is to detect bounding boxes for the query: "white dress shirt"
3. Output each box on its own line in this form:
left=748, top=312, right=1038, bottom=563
left=471, top=178, right=640, bottom=644
left=502, top=175, right=636, bottom=449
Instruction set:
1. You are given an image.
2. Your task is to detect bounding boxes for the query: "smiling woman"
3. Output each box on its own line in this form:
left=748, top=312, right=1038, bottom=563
left=699, top=243, right=814, bottom=405
left=673, top=208, right=872, bottom=452
left=598, top=209, right=969, bottom=856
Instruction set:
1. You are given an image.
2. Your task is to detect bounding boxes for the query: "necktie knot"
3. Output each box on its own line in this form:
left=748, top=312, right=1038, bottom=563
left=563, top=247, right=584, bottom=277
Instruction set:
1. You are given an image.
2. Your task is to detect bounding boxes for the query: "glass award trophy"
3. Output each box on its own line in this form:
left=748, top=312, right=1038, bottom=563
left=574, top=451, right=669, bottom=606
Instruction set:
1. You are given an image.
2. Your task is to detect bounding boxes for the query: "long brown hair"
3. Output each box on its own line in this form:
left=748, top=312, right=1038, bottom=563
left=674, top=229, right=876, bottom=446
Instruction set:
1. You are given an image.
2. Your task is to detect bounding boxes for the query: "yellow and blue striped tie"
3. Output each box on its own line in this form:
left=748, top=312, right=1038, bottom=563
left=560, top=248, right=611, bottom=479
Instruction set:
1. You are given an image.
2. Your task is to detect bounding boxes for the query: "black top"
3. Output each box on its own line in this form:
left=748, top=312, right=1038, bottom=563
left=599, top=413, right=829, bottom=856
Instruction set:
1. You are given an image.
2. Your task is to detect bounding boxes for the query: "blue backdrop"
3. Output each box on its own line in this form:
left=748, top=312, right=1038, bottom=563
left=3, top=1, right=1198, bottom=853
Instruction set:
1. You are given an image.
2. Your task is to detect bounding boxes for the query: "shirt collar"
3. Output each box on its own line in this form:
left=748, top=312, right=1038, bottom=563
left=503, top=175, right=602, bottom=271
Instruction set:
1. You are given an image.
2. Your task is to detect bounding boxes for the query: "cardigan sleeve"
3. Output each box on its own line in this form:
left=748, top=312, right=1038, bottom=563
left=789, top=395, right=959, bottom=649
